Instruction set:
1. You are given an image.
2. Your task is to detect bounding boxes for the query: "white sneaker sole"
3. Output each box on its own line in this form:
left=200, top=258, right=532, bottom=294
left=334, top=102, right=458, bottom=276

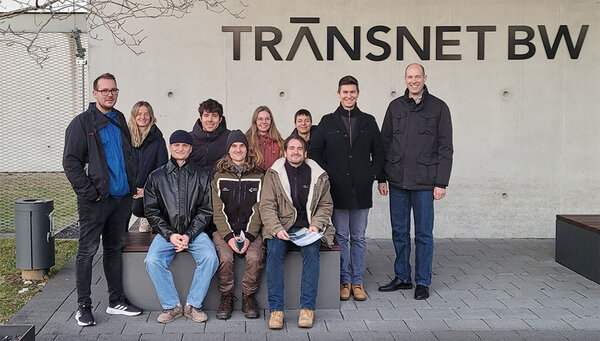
left=105, top=306, right=142, bottom=316
left=74, top=315, right=96, bottom=326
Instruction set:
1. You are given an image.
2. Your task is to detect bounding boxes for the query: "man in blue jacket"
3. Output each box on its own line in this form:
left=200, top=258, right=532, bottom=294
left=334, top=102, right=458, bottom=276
left=377, top=63, right=453, bottom=300
left=63, top=73, right=142, bottom=327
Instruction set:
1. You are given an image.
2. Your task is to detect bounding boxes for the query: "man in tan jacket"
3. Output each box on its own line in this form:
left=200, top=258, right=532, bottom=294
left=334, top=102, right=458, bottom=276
left=260, top=135, right=334, bottom=329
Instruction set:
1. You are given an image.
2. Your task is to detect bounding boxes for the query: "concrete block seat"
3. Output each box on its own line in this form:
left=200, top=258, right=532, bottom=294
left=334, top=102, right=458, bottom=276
left=555, top=214, right=599, bottom=284
left=122, top=231, right=341, bottom=311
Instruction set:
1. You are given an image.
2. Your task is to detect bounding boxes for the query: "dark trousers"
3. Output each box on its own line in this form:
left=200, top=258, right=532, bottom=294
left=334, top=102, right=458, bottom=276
left=132, top=197, right=144, bottom=217
left=76, top=196, right=132, bottom=306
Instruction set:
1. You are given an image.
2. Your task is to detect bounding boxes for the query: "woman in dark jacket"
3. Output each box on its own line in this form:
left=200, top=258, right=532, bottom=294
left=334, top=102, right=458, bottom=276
left=127, top=101, right=168, bottom=232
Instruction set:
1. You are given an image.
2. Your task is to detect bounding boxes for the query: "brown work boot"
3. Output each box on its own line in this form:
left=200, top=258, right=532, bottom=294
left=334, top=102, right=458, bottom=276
left=156, top=305, right=183, bottom=323
left=352, top=284, right=367, bottom=301
left=268, top=311, right=284, bottom=329
left=216, top=292, right=234, bottom=320
left=242, top=293, right=260, bottom=319
left=298, top=309, right=314, bottom=328
left=184, top=304, right=207, bottom=323
left=340, top=283, right=351, bottom=301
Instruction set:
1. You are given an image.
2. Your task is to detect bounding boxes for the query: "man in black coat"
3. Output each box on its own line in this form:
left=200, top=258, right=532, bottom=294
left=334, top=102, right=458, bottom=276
left=190, top=98, right=231, bottom=173
left=377, top=63, right=453, bottom=300
left=63, top=73, right=142, bottom=327
left=310, top=75, right=385, bottom=302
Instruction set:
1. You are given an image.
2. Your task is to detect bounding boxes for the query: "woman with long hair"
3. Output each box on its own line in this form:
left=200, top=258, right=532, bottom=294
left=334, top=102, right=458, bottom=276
left=245, top=106, right=284, bottom=170
left=127, top=101, right=168, bottom=232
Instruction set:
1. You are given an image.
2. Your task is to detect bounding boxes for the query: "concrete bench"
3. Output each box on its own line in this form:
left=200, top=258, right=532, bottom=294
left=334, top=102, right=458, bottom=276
left=555, top=214, right=599, bottom=284
left=122, top=231, right=341, bottom=311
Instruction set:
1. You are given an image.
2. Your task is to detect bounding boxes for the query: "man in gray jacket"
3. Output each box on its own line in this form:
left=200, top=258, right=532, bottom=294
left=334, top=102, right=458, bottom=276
left=377, top=64, right=453, bottom=300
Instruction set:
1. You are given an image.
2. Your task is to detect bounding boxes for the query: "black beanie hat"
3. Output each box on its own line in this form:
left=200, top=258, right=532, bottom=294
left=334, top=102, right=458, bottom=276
left=169, top=130, right=193, bottom=145
left=226, top=129, right=248, bottom=152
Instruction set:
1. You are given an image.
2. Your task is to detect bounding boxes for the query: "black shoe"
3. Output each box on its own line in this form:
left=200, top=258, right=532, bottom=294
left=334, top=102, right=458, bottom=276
left=414, top=285, right=429, bottom=300
left=378, top=278, right=414, bottom=292
left=106, top=299, right=143, bottom=316
left=75, top=305, right=96, bottom=327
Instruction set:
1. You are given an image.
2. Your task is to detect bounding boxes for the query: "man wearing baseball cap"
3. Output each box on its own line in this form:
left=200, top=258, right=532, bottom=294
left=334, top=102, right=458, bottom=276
left=143, top=130, right=219, bottom=323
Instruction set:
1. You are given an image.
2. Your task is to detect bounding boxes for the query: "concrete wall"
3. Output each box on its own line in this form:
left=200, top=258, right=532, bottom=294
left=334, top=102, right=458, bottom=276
left=87, top=0, right=600, bottom=238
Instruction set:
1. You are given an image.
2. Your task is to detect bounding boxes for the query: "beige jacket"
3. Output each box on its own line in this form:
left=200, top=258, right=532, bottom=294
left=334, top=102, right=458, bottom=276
left=259, top=157, right=335, bottom=247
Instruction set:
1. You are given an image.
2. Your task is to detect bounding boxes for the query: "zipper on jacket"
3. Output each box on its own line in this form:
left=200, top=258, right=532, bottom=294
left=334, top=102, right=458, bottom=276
left=347, top=110, right=352, bottom=146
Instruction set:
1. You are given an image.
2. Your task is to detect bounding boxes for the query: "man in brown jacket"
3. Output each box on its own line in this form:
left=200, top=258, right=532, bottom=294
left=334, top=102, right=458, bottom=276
left=260, top=135, right=334, bottom=329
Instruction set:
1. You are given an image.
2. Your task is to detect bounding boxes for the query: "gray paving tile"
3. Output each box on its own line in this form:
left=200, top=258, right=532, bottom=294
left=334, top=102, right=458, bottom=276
left=469, top=289, right=512, bottom=299
left=121, top=321, right=165, bottom=333
left=140, top=333, right=183, bottom=341
left=425, top=297, right=469, bottom=309
left=558, top=330, right=600, bottom=340
left=453, top=307, right=499, bottom=319
left=565, top=307, right=600, bottom=318
left=444, top=318, right=491, bottom=331
left=97, top=334, right=141, bottom=341
left=324, top=320, right=368, bottom=332
left=405, top=318, right=450, bottom=331
left=182, top=333, right=225, bottom=340
left=483, top=318, right=533, bottom=330
left=164, top=320, right=206, bottom=333
left=569, top=296, right=600, bottom=308
left=389, top=297, right=432, bottom=309
left=378, top=308, right=420, bottom=320
left=474, top=330, right=525, bottom=340
left=523, top=318, right=575, bottom=330
left=391, top=331, right=438, bottom=340
left=204, top=320, right=245, bottom=333
left=516, top=330, right=568, bottom=340
left=224, top=332, right=266, bottom=341
left=49, top=334, right=99, bottom=341
left=533, top=298, right=584, bottom=309
left=529, top=307, right=579, bottom=319
left=433, top=289, right=477, bottom=300
left=340, top=308, right=381, bottom=320
left=307, top=331, right=351, bottom=340
left=79, top=321, right=125, bottom=334
left=353, top=297, right=395, bottom=309
left=433, top=330, right=481, bottom=340
left=498, top=298, right=544, bottom=308
left=34, top=335, right=57, bottom=341
left=561, top=317, right=600, bottom=330
left=463, top=298, right=507, bottom=309
left=285, top=319, right=328, bottom=332
left=416, top=308, right=458, bottom=319
left=265, top=331, right=309, bottom=341
left=491, top=308, right=538, bottom=319
left=351, top=331, right=396, bottom=340
left=364, top=320, right=409, bottom=332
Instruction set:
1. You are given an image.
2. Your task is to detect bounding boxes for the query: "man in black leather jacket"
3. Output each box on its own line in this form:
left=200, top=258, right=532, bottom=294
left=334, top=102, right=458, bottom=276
left=143, top=130, right=219, bottom=324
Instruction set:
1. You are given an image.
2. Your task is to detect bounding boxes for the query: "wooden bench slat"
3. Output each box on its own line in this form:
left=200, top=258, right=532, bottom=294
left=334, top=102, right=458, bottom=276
left=556, top=215, right=600, bottom=234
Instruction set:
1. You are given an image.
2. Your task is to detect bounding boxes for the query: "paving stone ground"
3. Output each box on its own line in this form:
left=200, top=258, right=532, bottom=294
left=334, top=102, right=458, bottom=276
left=8, top=238, right=600, bottom=340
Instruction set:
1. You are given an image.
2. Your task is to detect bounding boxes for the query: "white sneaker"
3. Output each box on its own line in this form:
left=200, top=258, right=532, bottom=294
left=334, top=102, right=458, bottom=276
left=138, top=218, right=152, bottom=232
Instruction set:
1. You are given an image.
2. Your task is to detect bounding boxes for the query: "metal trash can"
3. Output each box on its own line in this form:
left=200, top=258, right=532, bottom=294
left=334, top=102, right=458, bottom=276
left=15, top=198, right=55, bottom=279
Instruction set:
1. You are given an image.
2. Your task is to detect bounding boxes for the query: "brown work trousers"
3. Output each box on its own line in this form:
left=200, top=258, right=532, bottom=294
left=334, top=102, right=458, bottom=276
left=212, top=231, right=265, bottom=295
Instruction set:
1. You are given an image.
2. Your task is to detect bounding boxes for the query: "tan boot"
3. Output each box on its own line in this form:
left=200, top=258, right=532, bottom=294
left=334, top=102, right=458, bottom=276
left=268, top=311, right=284, bottom=329
left=184, top=304, right=208, bottom=323
left=156, top=305, right=183, bottom=323
left=298, top=309, right=314, bottom=328
left=340, top=283, right=351, bottom=301
left=352, top=284, right=367, bottom=301
left=138, top=218, right=152, bottom=232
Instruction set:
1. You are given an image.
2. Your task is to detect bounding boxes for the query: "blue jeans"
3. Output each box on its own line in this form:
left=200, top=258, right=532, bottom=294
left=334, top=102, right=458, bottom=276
left=144, top=232, right=218, bottom=309
left=266, top=238, right=320, bottom=311
left=332, top=208, right=369, bottom=284
left=389, top=187, right=434, bottom=287
left=76, top=196, right=131, bottom=306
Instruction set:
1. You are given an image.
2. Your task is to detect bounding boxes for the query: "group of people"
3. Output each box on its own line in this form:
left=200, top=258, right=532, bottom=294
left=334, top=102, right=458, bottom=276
left=62, top=63, right=453, bottom=330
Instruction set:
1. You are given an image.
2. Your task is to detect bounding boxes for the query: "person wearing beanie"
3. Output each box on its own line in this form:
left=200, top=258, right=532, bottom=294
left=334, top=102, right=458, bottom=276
left=143, top=129, right=218, bottom=324
left=211, top=129, right=265, bottom=320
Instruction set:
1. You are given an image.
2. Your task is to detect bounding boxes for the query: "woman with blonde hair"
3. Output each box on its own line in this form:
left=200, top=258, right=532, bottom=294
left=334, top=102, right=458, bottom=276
left=127, top=101, right=168, bottom=232
left=245, top=106, right=284, bottom=170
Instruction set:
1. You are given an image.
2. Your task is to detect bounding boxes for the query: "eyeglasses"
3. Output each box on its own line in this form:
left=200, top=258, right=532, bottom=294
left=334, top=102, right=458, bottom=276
left=95, top=88, right=119, bottom=96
